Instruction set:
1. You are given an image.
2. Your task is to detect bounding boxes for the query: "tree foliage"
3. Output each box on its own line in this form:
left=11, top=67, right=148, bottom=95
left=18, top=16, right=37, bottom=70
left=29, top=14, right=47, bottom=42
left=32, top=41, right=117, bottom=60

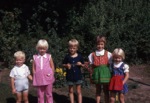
left=0, top=0, right=150, bottom=68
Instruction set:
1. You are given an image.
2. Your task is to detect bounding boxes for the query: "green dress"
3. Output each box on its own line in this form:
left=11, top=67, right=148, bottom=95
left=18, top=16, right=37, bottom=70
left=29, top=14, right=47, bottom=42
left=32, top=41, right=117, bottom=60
left=91, top=51, right=111, bottom=84
left=92, top=65, right=111, bottom=84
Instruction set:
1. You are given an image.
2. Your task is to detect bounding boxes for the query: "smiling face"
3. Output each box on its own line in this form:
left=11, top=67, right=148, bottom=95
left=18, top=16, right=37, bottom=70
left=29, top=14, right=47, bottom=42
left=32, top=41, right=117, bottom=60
left=96, top=41, right=105, bottom=51
left=38, top=46, right=47, bottom=56
left=113, top=55, right=123, bottom=64
left=112, top=48, right=125, bottom=64
left=15, top=57, right=25, bottom=67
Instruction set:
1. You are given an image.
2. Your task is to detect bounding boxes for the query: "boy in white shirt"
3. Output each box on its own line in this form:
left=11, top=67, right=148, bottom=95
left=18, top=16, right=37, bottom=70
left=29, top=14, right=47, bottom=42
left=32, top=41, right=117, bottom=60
left=10, top=51, right=32, bottom=103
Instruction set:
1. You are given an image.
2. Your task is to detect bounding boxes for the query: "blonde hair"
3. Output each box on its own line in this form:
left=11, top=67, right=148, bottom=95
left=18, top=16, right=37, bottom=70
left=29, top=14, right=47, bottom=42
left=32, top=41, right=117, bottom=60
left=96, top=35, right=106, bottom=44
left=112, top=48, right=125, bottom=60
left=36, top=39, right=49, bottom=50
left=68, top=39, right=79, bottom=47
left=14, top=51, right=25, bottom=60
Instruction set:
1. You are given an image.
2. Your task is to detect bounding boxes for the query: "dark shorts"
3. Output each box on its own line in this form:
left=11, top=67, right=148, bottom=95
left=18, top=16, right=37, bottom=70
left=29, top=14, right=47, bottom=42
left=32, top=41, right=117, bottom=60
left=67, top=80, right=83, bottom=86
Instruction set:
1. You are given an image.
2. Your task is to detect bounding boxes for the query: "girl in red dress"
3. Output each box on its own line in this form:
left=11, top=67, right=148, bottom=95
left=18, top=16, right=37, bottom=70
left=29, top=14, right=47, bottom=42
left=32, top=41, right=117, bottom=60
left=109, top=48, right=129, bottom=103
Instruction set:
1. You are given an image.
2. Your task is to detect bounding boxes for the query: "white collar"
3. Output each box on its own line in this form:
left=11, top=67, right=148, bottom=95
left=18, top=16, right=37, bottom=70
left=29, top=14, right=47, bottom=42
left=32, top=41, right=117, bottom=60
left=37, top=53, right=47, bottom=58
left=114, top=62, right=123, bottom=68
left=95, top=49, right=105, bottom=56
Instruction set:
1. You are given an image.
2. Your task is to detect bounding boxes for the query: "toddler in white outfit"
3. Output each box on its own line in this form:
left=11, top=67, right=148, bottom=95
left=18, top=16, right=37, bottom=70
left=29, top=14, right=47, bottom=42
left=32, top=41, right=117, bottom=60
left=10, top=51, right=32, bottom=103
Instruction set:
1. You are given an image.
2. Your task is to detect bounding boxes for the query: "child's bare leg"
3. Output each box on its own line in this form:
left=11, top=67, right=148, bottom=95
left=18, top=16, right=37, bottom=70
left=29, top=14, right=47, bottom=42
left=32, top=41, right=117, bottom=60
left=69, top=85, right=74, bottom=103
left=110, top=91, right=116, bottom=103
left=119, top=93, right=125, bottom=103
left=23, top=90, right=29, bottom=103
left=96, top=84, right=101, bottom=103
left=16, top=92, right=22, bottom=103
left=76, top=84, right=82, bottom=103
left=103, top=84, right=109, bottom=103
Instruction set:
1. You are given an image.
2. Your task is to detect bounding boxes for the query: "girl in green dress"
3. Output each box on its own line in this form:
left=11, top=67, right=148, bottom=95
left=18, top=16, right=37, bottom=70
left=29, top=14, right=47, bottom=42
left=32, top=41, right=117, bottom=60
left=88, top=35, right=112, bottom=103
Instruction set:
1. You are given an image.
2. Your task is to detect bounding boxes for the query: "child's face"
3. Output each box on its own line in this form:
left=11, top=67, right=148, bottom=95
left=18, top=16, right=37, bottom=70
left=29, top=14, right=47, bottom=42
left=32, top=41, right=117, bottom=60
left=96, top=41, right=105, bottom=51
left=15, top=57, right=25, bottom=67
left=69, top=45, right=78, bottom=55
left=113, top=55, right=123, bottom=64
left=38, top=46, right=47, bottom=55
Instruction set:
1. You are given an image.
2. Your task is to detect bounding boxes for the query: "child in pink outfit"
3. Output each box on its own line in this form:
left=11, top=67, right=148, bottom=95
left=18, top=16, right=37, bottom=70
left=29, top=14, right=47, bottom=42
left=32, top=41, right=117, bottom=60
left=32, top=39, right=55, bottom=103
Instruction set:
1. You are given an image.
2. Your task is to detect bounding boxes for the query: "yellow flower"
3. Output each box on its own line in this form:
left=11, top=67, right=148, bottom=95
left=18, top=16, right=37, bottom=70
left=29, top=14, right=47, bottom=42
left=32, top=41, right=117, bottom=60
left=63, top=72, right=66, bottom=76
left=55, top=68, right=60, bottom=73
left=59, top=68, right=63, bottom=73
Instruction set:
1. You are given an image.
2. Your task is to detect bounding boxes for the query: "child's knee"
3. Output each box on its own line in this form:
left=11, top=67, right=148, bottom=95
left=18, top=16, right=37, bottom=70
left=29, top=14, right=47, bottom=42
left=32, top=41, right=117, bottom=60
left=16, top=93, right=22, bottom=103
left=46, top=92, right=52, bottom=98
left=119, top=94, right=125, bottom=103
left=76, top=86, right=82, bottom=95
left=110, top=97, right=115, bottom=103
left=16, top=99, right=22, bottom=103
left=23, top=97, right=28, bottom=102
left=77, top=90, right=82, bottom=95
left=69, top=89, right=74, bottom=94
left=119, top=97, right=125, bottom=103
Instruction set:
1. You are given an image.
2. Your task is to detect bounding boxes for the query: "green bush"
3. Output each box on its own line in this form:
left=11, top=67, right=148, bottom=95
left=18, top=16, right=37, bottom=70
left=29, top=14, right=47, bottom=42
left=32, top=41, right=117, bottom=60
left=0, top=0, right=150, bottom=68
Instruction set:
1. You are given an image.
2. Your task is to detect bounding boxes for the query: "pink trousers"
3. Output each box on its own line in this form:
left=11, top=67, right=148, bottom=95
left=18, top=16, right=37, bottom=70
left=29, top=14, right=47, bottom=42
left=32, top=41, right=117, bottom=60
left=37, top=84, right=53, bottom=103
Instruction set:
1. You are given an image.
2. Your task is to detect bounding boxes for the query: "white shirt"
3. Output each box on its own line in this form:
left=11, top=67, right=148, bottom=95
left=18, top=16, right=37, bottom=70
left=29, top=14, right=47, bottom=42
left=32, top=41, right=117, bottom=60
left=9, top=64, right=30, bottom=79
left=113, top=62, right=129, bottom=73
left=88, top=49, right=112, bottom=64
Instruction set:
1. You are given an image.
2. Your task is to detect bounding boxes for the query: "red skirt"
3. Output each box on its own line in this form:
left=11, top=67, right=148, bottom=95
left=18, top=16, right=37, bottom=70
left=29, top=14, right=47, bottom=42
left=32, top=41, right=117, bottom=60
left=109, top=75, right=123, bottom=91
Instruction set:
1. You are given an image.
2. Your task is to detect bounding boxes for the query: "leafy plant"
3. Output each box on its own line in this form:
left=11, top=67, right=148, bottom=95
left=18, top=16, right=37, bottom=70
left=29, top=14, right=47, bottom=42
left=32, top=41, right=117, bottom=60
left=54, top=67, right=66, bottom=88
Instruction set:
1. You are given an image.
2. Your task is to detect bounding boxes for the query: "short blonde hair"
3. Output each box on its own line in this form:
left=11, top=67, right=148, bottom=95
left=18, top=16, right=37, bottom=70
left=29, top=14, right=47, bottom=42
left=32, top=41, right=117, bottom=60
left=14, top=51, right=25, bottom=60
left=68, top=39, right=79, bottom=47
left=96, top=35, right=106, bottom=44
left=36, top=39, right=49, bottom=50
left=112, top=48, right=125, bottom=60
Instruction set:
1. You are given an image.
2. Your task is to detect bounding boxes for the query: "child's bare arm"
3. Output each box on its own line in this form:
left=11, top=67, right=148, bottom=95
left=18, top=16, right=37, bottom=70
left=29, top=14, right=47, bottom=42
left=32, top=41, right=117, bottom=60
left=32, top=60, right=35, bottom=75
left=27, top=75, right=32, bottom=81
left=10, top=77, right=16, bottom=94
left=76, top=62, right=85, bottom=67
left=123, top=72, right=129, bottom=84
left=63, top=63, right=71, bottom=69
left=50, top=57, right=55, bottom=73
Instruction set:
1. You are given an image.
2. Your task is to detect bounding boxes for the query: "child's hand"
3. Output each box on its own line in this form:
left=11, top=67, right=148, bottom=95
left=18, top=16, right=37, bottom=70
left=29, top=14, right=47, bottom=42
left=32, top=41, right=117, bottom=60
left=12, top=88, right=16, bottom=94
left=66, top=63, right=71, bottom=69
left=28, top=75, right=33, bottom=81
left=76, top=62, right=82, bottom=66
left=123, top=81, right=125, bottom=85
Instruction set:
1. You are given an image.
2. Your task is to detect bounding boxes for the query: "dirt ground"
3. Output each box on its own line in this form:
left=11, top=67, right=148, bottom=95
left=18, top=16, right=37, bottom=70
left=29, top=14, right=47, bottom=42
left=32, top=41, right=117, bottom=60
left=125, top=65, right=150, bottom=103
left=0, top=64, right=150, bottom=103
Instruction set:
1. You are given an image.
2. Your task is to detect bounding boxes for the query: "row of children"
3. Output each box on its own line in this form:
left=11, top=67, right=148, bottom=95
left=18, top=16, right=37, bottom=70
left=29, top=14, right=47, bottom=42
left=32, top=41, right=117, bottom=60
left=9, top=35, right=129, bottom=103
